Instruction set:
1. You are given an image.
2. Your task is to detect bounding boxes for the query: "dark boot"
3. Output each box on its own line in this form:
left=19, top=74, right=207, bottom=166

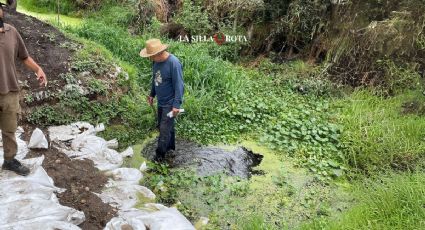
left=153, top=148, right=165, bottom=163
left=2, top=159, right=30, bottom=176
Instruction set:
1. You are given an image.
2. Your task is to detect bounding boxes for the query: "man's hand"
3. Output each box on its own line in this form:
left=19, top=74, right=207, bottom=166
left=172, top=107, right=180, bottom=117
left=147, top=96, right=154, bottom=106
left=23, top=57, right=47, bottom=87
left=36, top=68, right=47, bottom=87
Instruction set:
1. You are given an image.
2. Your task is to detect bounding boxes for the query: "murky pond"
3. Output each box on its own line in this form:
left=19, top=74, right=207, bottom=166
left=141, top=139, right=263, bottom=179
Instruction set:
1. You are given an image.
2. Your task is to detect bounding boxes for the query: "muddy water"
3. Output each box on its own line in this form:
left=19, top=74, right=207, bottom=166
left=141, top=139, right=263, bottom=179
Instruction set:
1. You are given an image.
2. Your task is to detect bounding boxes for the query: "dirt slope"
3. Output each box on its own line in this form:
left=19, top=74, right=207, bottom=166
left=3, top=8, right=116, bottom=229
left=4, top=8, right=71, bottom=106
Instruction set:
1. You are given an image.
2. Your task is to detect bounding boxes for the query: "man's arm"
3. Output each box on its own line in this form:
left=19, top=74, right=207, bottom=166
left=15, top=30, right=47, bottom=87
left=171, top=61, right=184, bottom=116
left=22, top=57, right=47, bottom=86
left=147, top=67, right=156, bottom=106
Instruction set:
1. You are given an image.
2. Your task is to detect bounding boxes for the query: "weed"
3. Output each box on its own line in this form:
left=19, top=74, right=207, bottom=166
left=28, top=105, right=73, bottom=126
left=141, top=163, right=197, bottom=205
left=24, top=94, right=34, bottom=104
left=87, top=78, right=108, bottom=95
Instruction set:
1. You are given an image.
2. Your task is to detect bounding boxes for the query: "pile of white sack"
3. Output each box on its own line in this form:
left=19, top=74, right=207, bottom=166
left=48, top=122, right=196, bottom=230
left=0, top=129, right=85, bottom=230
left=0, top=122, right=196, bottom=230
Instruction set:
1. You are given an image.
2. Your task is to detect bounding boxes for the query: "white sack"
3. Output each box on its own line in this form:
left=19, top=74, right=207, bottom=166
left=115, top=206, right=195, bottom=230
left=28, top=128, right=49, bottom=149
left=108, top=168, right=142, bottom=185
left=120, top=147, right=134, bottom=158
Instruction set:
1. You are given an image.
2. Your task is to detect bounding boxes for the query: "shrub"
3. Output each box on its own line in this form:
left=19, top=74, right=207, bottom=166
left=173, top=0, right=211, bottom=35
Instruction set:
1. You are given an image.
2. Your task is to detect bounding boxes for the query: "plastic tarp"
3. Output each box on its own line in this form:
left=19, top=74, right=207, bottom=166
left=99, top=167, right=193, bottom=230
left=48, top=122, right=104, bottom=142
left=47, top=122, right=195, bottom=230
left=49, top=123, right=125, bottom=171
left=63, top=135, right=123, bottom=171
left=0, top=153, right=85, bottom=230
left=106, top=168, right=143, bottom=185
left=100, top=171, right=195, bottom=230
left=104, top=217, right=145, bottom=230
left=120, top=147, right=134, bottom=158
left=96, top=168, right=154, bottom=210
left=113, top=204, right=195, bottom=230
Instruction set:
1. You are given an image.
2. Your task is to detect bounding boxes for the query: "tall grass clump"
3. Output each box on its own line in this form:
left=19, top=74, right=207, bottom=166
left=336, top=90, right=425, bottom=172
left=301, top=172, right=425, bottom=230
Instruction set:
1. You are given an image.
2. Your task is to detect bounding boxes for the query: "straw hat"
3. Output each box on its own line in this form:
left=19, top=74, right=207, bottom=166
left=140, top=39, right=169, bottom=58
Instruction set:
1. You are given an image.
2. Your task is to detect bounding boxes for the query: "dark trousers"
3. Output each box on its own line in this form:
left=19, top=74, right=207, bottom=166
left=156, top=106, right=175, bottom=158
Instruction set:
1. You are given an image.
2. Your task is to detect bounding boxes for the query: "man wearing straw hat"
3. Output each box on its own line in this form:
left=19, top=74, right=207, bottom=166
left=140, top=39, right=184, bottom=162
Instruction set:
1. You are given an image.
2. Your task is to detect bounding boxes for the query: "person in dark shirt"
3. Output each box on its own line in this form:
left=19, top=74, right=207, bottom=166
left=140, top=39, right=184, bottom=162
left=0, top=4, right=47, bottom=176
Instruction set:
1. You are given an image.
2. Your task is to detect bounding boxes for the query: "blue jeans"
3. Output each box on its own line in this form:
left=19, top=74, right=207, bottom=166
left=156, top=106, right=175, bottom=158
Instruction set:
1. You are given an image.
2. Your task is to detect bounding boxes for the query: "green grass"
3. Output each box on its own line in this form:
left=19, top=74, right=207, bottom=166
left=336, top=90, right=425, bottom=172
left=13, top=0, right=82, bottom=27
left=238, top=215, right=276, bottom=230
left=301, top=172, right=425, bottom=230
left=18, top=0, right=76, bottom=15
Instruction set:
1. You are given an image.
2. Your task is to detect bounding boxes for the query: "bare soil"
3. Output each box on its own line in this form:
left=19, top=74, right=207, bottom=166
left=4, top=9, right=72, bottom=107
left=27, top=147, right=117, bottom=229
